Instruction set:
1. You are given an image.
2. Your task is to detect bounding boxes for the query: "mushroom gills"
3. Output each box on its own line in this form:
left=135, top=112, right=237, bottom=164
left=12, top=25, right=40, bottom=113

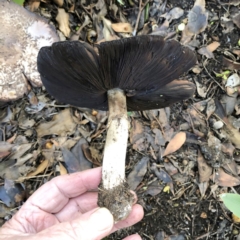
left=37, top=36, right=197, bottom=111
left=37, top=35, right=197, bottom=221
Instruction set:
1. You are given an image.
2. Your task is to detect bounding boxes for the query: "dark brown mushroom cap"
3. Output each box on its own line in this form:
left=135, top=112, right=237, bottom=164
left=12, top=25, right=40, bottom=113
left=37, top=35, right=196, bottom=111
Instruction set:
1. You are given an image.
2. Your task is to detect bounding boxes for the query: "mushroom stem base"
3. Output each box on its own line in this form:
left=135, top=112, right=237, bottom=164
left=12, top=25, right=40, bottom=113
left=98, top=88, right=134, bottom=222
left=98, top=181, right=134, bottom=222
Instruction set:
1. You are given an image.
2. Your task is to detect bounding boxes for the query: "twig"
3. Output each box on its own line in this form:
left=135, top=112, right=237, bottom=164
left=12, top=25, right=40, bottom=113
left=151, top=113, right=166, bottom=140
left=15, top=173, right=53, bottom=182
left=202, top=59, right=225, bottom=91
left=132, top=0, right=149, bottom=36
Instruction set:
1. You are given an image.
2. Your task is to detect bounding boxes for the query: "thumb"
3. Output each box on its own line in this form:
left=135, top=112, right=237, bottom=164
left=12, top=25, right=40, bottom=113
left=69, top=207, right=114, bottom=240
left=37, top=208, right=114, bottom=240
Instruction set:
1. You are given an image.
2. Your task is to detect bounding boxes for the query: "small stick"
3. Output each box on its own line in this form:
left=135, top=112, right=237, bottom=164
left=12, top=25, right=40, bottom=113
left=132, top=0, right=149, bottom=36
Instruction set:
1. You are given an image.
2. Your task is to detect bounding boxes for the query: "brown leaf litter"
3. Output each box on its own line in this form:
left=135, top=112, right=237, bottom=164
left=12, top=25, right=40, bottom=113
left=1, top=0, right=240, bottom=238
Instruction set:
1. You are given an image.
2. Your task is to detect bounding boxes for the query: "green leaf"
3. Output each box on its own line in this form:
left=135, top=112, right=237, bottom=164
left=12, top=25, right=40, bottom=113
left=215, top=70, right=231, bottom=79
left=12, top=0, right=25, bottom=5
left=220, top=193, right=240, bottom=218
left=144, top=3, right=149, bottom=22
left=117, top=0, right=125, bottom=6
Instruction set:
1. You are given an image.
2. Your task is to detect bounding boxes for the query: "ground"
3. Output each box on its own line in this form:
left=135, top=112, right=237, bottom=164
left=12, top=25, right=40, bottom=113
left=0, top=0, right=240, bottom=239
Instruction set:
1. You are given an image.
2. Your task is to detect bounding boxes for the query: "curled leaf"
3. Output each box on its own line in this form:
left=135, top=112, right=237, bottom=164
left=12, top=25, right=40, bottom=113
left=56, top=8, right=70, bottom=37
left=163, top=132, right=186, bottom=157
left=222, top=57, right=240, bottom=70
left=27, top=159, right=49, bottom=177
left=111, top=22, right=133, bottom=33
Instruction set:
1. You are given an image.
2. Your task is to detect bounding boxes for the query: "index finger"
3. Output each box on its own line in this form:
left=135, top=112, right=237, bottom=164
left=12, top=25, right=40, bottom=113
left=27, top=167, right=102, bottom=213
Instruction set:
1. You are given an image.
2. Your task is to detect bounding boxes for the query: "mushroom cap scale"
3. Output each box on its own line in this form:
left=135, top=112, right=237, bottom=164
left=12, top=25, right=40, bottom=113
left=37, top=35, right=196, bottom=110
left=0, top=0, right=59, bottom=101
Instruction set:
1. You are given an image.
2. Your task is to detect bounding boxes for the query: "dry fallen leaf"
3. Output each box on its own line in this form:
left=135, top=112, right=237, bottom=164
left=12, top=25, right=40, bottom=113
left=200, top=211, right=208, bottom=218
left=152, top=128, right=166, bottom=146
left=127, top=157, right=149, bottom=191
left=53, top=0, right=64, bottom=7
left=0, top=204, right=11, bottom=218
left=181, top=0, right=208, bottom=44
left=225, top=124, right=240, bottom=149
left=151, top=163, right=173, bottom=184
left=198, top=181, right=209, bottom=198
left=232, top=213, right=240, bottom=223
left=187, top=0, right=208, bottom=34
left=206, top=98, right=216, bottom=120
left=163, top=132, right=186, bottom=157
left=233, top=49, right=240, bottom=56
left=151, top=163, right=174, bottom=194
left=161, top=7, right=184, bottom=22
left=194, top=78, right=207, bottom=98
left=151, top=19, right=169, bottom=37
left=222, top=161, right=238, bottom=176
left=226, top=86, right=237, bottom=96
left=221, top=142, right=235, bottom=156
left=221, top=94, right=237, bottom=116
left=207, top=41, right=221, bottom=52
left=10, top=143, right=33, bottom=160
left=62, top=147, right=82, bottom=173
left=145, top=180, right=163, bottom=196
left=27, top=159, right=49, bottom=177
left=218, top=0, right=240, bottom=6
left=192, top=65, right=202, bottom=74
left=215, top=100, right=240, bottom=148
left=164, top=161, right=178, bottom=176
left=197, top=150, right=212, bottom=182
left=214, top=168, right=240, bottom=187
left=0, top=179, right=25, bottom=207
left=56, top=8, right=71, bottom=37
left=6, top=134, right=17, bottom=144
left=101, top=17, right=118, bottom=42
left=198, top=42, right=220, bottom=58
left=26, top=1, right=40, bottom=11
left=36, top=108, right=77, bottom=137
left=81, top=144, right=101, bottom=167
left=222, top=57, right=240, bottom=70
left=111, top=22, right=133, bottom=33
left=0, top=142, right=13, bottom=158
left=130, top=119, right=144, bottom=144
left=59, top=162, right=67, bottom=175
left=232, top=12, right=240, bottom=28
left=159, top=108, right=170, bottom=128
left=71, top=138, right=92, bottom=171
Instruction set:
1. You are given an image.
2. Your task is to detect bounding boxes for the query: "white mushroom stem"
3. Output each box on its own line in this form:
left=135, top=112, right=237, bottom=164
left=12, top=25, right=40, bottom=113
left=102, top=88, right=128, bottom=189
left=99, top=88, right=134, bottom=221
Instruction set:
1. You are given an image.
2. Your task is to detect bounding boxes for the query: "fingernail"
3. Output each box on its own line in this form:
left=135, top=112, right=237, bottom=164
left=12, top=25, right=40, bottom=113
left=90, top=208, right=114, bottom=231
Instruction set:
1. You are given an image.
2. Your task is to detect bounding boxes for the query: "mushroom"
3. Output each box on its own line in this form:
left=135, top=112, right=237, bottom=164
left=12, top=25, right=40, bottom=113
left=0, top=0, right=59, bottom=102
left=37, top=35, right=196, bottom=221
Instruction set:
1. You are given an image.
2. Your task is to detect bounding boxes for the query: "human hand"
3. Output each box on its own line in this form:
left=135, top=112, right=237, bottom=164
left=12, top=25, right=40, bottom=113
left=0, top=167, right=143, bottom=240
